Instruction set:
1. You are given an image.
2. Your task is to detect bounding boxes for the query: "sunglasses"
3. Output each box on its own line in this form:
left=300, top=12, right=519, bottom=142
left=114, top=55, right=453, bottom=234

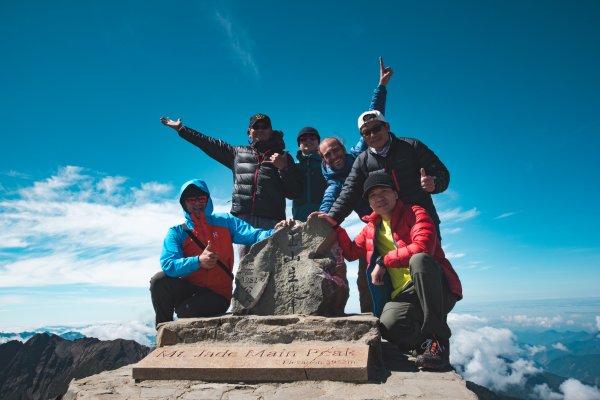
left=184, top=196, right=207, bottom=204
left=252, top=123, right=270, bottom=130
left=360, top=123, right=386, bottom=137
left=299, top=135, right=319, bottom=142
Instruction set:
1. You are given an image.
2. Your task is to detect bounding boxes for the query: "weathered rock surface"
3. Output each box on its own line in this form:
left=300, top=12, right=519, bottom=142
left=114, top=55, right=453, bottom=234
left=64, top=343, right=479, bottom=400
left=155, top=314, right=380, bottom=347
left=142, top=315, right=380, bottom=383
left=0, top=333, right=150, bottom=400
left=232, top=218, right=349, bottom=316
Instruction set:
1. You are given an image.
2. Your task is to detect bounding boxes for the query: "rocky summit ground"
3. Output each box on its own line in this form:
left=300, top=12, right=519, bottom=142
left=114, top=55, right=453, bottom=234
left=64, top=343, right=478, bottom=400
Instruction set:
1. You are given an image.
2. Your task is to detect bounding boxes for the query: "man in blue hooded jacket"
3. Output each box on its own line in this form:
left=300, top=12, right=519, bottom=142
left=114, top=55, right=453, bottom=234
left=150, top=179, right=289, bottom=328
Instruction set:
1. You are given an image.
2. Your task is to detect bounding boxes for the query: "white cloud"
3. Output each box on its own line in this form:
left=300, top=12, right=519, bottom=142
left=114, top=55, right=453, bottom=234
left=552, top=342, right=569, bottom=352
left=537, top=379, right=600, bottom=400
left=438, top=207, right=480, bottom=223
left=214, top=9, right=259, bottom=76
left=449, top=314, right=542, bottom=391
left=560, top=378, right=600, bottom=400
left=525, top=345, right=546, bottom=356
left=448, top=313, right=489, bottom=329
left=5, top=170, right=31, bottom=179
left=0, top=319, right=156, bottom=347
left=0, top=167, right=278, bottom=288
left=494, top=212, right=517, bottom=220
left=501, top=314, right=566, bottom=329
left=533, top=383, right=563, bottom=400
left=80, top=320, right=155, bottom=347
left=442, top=227, right=462, bottom=235
left=0, top=167, right=181, bottom=287
left=445, top=251, right=466, bottom=259
left=596, top=316, right=600, bottom=331
left=0, top=295, right=27, bottom=305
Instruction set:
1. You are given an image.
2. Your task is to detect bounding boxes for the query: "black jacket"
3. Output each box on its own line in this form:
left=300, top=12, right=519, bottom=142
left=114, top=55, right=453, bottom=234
left=328, top=133, right=449, bottom=229
left=292, top=151, right=327, bottom=221
left=179, top=127, right=302, bottom=221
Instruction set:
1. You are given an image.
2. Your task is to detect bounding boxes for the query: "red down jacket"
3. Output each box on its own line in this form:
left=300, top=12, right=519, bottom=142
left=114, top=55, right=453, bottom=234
left=336, top=199, right=462, bottom=300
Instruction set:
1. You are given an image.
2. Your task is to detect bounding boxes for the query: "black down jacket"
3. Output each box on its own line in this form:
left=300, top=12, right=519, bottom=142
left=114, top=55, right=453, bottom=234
left=179, top=127, right=302, bottom=221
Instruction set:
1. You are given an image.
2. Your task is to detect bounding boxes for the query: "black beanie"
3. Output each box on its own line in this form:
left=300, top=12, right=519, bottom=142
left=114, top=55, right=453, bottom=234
left=297, top=126, right=320, bottom=144
left=363, top=172, right=396, bottom=199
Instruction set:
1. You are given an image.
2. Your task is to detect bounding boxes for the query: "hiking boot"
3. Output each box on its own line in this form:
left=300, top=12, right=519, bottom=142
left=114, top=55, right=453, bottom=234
left=415, top=337, right=450, bottom=370
left=410, top=344, right=426, bottom=357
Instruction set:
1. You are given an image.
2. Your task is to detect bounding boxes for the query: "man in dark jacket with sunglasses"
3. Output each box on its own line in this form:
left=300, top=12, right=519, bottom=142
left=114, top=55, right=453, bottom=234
left=327, top=110, right=450, bottom=238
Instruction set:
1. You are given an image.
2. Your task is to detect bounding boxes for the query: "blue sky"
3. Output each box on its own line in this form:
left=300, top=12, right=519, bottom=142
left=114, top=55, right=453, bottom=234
left=1, top=0, right=599, bottom=332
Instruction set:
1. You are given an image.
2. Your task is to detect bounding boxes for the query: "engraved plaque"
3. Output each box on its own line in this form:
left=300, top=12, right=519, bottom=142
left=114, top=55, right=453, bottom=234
left=132, top=343, right=369, bottom=382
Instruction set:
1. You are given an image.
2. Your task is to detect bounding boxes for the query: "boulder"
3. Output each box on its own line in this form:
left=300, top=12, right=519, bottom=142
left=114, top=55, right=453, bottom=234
left=232, top=217, right=349, bottom=316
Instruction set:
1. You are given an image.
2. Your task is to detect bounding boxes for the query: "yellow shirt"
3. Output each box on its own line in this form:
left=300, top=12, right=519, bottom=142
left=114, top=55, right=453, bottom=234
left=375, top=218, right=412, bottom=299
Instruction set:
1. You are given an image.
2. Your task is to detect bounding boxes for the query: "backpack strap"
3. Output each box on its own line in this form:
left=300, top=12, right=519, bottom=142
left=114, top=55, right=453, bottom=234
left=180, top=224, right=235, bottom=281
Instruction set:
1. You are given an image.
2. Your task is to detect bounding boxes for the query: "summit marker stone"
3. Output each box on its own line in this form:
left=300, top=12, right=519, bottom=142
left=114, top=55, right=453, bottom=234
left=232, top=217, right=349, bottom=316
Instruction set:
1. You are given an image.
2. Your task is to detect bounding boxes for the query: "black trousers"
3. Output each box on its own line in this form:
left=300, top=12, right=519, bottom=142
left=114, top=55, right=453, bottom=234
left=150, top=272, right=230, bottom=328
left=357, top=257, right=374, bottom=313
left=378, top=253, right=457, bottom=349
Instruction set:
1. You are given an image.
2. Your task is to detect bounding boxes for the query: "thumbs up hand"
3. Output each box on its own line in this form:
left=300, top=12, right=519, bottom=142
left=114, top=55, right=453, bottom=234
left=420, top=168, right=436, bottom=193
left=199, top=240, right=218, bottom=269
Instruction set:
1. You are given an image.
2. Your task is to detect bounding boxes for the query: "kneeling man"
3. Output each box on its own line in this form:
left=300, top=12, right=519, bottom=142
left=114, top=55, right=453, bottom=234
left=151, top=179, right=288, bottom=328
left=319, top=172, right=462, bottom=370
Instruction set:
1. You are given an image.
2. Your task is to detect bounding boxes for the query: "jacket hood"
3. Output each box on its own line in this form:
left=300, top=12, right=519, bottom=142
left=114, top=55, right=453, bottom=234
left=178, top=179, right=214, bottom=223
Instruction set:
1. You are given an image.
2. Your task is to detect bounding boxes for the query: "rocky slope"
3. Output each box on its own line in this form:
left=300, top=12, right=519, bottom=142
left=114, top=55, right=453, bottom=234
left=0, top=333, right=150, bottom=400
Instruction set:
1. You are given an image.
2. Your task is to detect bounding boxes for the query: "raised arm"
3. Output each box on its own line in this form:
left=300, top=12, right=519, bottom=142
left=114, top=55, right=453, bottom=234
left=160, top=116, right=236, bottom=169
left=227, top=215, right=274, bottom=245
left=369, top=57, right=393, bottom=114
left=352, top=57, right=393, bottom=157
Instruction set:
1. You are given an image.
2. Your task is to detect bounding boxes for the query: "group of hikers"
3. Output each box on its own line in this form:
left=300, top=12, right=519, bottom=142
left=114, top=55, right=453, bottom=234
left=150, top=58, right=463, bottom=371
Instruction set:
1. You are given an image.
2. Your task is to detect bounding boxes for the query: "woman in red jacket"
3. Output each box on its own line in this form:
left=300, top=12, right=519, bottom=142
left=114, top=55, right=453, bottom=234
left=319, top=172, right=462, bottom=370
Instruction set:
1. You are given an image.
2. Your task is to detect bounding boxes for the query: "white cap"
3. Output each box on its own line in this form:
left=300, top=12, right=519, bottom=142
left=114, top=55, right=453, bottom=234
left=357, top=110, right=387, bottom=130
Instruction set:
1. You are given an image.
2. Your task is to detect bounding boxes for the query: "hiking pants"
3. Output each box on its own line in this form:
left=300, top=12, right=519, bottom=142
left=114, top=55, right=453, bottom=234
left=150, top=272, right=230, bottom=328
left=357, top=257, right=374, bottom=313
left=378, top=253, right=457, bottom=349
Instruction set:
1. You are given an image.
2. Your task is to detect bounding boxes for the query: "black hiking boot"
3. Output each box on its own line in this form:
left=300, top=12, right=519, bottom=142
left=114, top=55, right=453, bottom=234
left=415, top=336, right=450, bottom=370
left=410, top=344, right=426, bottom=357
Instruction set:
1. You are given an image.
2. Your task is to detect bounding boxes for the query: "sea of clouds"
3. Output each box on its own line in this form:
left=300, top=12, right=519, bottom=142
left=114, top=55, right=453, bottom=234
left=448, top=313, right=600, bottom=399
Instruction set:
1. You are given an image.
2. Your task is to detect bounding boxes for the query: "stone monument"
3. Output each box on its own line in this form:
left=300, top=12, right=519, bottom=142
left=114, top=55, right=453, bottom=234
left=232, top=217, right=349, bottom=316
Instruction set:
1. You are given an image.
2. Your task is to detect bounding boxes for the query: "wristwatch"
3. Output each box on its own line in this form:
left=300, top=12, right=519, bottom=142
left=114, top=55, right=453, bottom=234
left=376, top=256, right=385, bottom=268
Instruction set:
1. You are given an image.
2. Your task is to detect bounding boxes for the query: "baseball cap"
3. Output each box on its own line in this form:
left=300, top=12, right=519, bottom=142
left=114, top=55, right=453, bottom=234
left=249, top=113, right=272, bottom=129
left=357, top=110, right=387, bottom=130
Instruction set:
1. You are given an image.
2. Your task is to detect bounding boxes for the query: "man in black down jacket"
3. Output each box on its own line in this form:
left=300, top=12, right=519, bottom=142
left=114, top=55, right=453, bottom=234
left=327, top=110, right=449, bottom=237
left=161, top=113, right=302, bottom=256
